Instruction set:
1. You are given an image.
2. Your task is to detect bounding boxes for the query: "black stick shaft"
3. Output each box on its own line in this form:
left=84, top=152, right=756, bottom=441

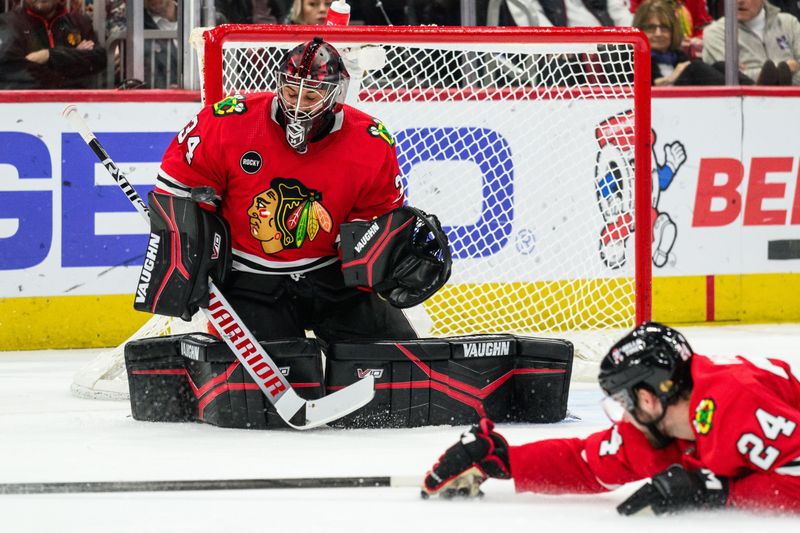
left=0, top=476, right=412, bottom=495
left=86, top=137, right=150, bottom=220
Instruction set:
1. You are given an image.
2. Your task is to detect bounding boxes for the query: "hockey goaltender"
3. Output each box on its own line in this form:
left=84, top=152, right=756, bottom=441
left=123, top=37, right=574, bottom=431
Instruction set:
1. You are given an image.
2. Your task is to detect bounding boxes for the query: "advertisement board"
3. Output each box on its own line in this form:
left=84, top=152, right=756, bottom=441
left=1, top=91, right=799, bottom=349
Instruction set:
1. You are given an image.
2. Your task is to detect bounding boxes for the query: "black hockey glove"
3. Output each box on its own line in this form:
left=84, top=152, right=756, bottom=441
left=340, top=206, right=451, bottom=308
left=617, top=465, right=728, bottom=516
left=421, top=418, right=511, bottom=499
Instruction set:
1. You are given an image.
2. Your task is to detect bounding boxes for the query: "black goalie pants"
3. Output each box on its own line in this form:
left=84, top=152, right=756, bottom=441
left=220, top=261, right=419, bottom=344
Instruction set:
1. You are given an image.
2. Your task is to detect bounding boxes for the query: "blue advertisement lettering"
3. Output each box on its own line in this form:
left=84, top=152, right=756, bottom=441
left=61, top=132, right=174, bottom=267
left=397, top=127, right=514, bottom=259
left=0, top=132, right=52, bottom=270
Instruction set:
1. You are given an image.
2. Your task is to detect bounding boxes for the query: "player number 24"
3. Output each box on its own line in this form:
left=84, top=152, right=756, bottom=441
left=737, top=408, right=797, bottom=470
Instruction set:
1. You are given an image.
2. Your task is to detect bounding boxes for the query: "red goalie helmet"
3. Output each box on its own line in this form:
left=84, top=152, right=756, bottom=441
left=276, top=36, right=350, bottom=153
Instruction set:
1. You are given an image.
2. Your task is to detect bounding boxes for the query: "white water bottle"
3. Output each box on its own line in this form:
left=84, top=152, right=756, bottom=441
left=325, top=0, right=351, bottom=25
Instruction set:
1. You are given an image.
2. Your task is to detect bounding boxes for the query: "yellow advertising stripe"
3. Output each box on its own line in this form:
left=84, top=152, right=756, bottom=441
left=717, top=273, right=800, bottom=323
left=2, top=272, right=799, bottom=351
left=0, top=295, right=149, bottom=351
left=652, top=273, right=800, bottom=325
left=651, top=275, right=708, bottom=323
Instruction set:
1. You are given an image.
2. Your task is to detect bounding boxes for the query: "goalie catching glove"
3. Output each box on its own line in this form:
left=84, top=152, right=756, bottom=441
left=421, top=418, right=511, bottom=499
left=133, top=190, right=232, bottom=321
left=340, top=206, right=452, bottom=308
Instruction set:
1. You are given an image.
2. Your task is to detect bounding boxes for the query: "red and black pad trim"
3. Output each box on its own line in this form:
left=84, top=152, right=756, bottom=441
left=148, top=195, right=191, bottom=312
left=324, top=334, right=573, bottom=428
left=124, top=334, right=323, bottom=429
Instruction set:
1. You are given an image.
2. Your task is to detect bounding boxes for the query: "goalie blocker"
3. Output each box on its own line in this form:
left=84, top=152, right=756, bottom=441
left=134, top=191, right=232, bottom=321
left=124, top=333, right=572, bottom=429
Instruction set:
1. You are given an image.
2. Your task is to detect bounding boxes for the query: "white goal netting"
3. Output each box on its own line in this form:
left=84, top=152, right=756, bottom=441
left=72, top=26, right=651, bottom=399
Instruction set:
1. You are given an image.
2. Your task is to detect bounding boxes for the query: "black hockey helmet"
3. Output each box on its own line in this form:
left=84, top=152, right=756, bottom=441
left=598, top=321, right=694, bottom=418
left=276, top=36, right=350, bottom=153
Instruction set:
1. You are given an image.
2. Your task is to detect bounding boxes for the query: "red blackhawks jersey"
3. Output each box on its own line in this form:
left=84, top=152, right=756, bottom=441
left=156, top=92, right=404, bottom=275
left=509, top=354, right=800, bottom=512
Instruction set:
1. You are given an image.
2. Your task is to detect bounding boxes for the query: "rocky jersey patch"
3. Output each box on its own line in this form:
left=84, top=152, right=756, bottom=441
left=213, top=95, right=247, bottom=117
left=240, top=151, right=262, bottom=174
left=694, top=398, right=716, bottom=435
left=367, top=118, right=394, bottom=146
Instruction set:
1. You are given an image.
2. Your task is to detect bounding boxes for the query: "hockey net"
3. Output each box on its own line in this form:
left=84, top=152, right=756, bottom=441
left=72, top=26, right=651, bottom=399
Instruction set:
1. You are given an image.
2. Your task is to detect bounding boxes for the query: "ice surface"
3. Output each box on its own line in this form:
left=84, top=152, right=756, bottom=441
left=1, top=324, right=799, bottom=532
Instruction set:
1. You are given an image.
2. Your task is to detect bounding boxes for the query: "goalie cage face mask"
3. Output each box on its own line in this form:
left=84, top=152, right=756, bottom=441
left=276, top=36, right=350, bottom=153
left=340, top=206, right=452, bottom=308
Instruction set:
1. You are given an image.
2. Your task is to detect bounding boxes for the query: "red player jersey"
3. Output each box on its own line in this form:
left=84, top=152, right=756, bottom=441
left=509, top=354, right=800, bottom=512
left=156, top=92, right=404, bottom=275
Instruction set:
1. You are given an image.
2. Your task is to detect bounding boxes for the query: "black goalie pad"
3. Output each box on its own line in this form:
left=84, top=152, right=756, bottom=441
left=133, top=191, right=232, bottom=320
left=325, top=334, right=574, bottom=428
left=340, top=206, right=452, bottom=308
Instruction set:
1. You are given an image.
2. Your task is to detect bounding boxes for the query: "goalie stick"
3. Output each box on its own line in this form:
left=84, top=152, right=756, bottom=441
left=0, top=475, right=420, bottom=495
left=62, top=104, right=375, bottom=430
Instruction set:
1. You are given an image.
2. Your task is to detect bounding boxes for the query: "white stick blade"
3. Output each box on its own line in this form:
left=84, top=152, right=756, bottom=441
left=288, top=375, right=375, bottom=430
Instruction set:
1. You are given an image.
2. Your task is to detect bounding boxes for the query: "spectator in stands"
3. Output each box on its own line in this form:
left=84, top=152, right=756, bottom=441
left=0, top=0, right=106, bottom=89
left=505, top=0, right=633, bottom=27
left=145, top=0, right=176, bottom=31
left=105, top=0, right=126, bottom=36
left=284, top=0, right=332, bottom=23
left=144, top=0, right=177, bottom=88
left=711, top=0, right=800, bottom=20
left=702, top=0, right=800, bottom=85
left=630, top=0, right=712, bottom=55
left=634, top=0, right=752, bottom=84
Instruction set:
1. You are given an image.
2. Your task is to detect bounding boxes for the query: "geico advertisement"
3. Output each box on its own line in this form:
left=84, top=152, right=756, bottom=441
left=1, top=97, right=798, bottom=299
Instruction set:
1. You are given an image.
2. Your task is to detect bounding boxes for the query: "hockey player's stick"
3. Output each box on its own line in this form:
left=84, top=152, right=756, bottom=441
left=62, top=104, right=375, bottom=430
left=0, top=475, right=421, bottom=495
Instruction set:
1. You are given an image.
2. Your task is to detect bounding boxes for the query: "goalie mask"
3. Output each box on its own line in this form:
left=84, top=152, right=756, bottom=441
left=276, top=36, right=350, bottom=153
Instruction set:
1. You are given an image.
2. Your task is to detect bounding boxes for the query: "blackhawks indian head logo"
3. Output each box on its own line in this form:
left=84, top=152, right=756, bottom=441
left=213, top=94, right=247, bottom=116
left=247, top=177, right=332, bottom=254
left=693, top=398, right=716, bottom=435
left=367, top=118, right=394, bottom=146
